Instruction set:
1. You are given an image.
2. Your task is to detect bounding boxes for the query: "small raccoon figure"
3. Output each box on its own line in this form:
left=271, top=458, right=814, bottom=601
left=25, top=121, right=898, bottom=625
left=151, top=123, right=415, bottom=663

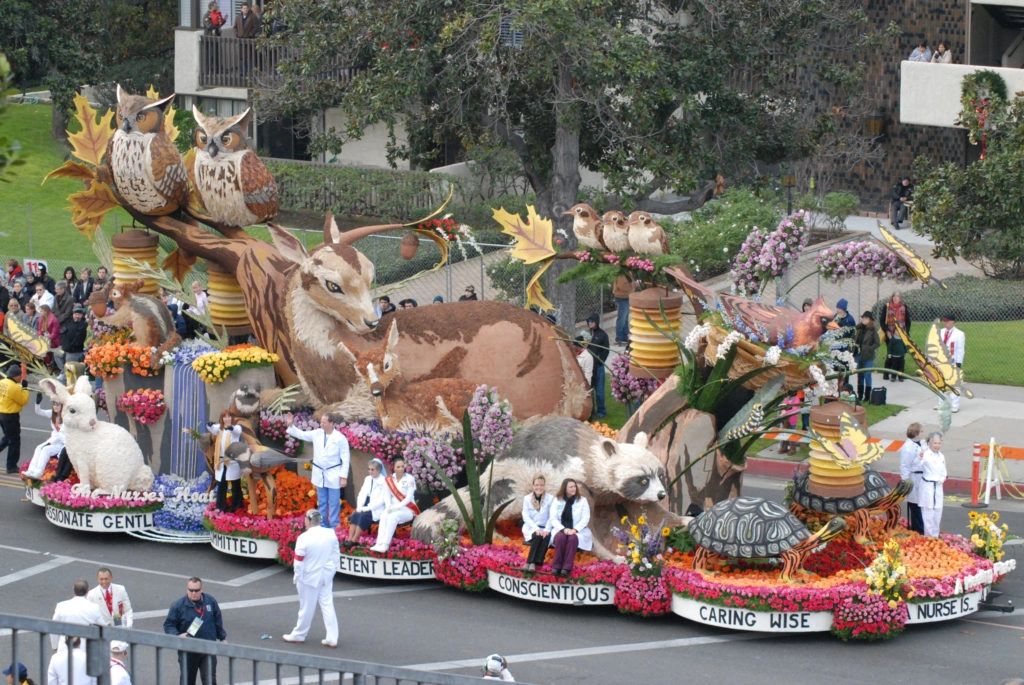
left=108, top=85, right=189, bottom=216
left=190, top=106, right=279, bottom=227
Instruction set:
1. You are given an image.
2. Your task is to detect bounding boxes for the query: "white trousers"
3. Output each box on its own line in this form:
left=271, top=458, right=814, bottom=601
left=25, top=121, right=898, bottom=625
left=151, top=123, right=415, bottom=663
left=289, top=575, right=338, bottom=642
left=25, top=440, right=62, bottom=479
left=921, top=505, right=943, bottom=537
left=374, top=507, right=415, bottom=549
left=921, top=481, right=944, bottom=537
left=945, top=390, right=960, bottom=411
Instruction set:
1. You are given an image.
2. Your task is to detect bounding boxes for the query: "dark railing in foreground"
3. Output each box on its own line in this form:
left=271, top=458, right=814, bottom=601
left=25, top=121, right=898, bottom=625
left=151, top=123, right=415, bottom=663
left=198, top=35, right=359, bottom=89
left=1, top=613, right=507, bottom=685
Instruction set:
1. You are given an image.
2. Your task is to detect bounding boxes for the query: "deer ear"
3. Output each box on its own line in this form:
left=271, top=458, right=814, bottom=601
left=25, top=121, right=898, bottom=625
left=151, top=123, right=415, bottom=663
left=323, top=213, right=343, bottom=245
left=268, top=223, right=308, bottom=264
left=387, top=320, right=400, bottom=350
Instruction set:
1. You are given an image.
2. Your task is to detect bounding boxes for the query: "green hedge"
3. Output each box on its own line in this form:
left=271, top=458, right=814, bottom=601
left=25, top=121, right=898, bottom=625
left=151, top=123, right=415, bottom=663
left=891, top=275, right=1024, bottom=322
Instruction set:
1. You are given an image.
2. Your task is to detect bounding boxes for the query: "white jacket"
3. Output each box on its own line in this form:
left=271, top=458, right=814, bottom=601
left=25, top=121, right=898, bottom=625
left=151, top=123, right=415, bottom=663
left=382, top=473, right=416, bottom=513
left=25, top=404, right=64, bottom=479
left=919, top=447, right=947, bottom=509
left=548, top=497, right=593, bottom=551
left=210, top=423, right=243, bottom=481
left=940, top=326, right=965, bottom=365
left=521, top=493, right=554, bottom=540
left=86, top=583, right=134, bottom=627
left=47, top=644, right=96, bottom=685
left=109, top=658, right=131, bottom=685
left=897, top=439, right=923, bottom=505
left=294, top=525, right=340, bottom=586
left=576, top=350, right=593, bottom=387
left=356, top=474, right=388, bottom=520
left=51, top=596, right=105, bottom=649
left=286, top=426, right=350, bottom=488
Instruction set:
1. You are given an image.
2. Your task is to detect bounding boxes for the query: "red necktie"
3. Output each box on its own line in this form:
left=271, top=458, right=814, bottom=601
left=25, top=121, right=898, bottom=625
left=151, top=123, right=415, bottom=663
left=104, top=589, right=113, bottom=614
left=943, top=329, right=954, bottom=355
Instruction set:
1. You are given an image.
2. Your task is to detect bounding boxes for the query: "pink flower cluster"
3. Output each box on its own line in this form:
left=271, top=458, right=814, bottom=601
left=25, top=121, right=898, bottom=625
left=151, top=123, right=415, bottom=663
left=203, top=505, right=305, bottom=564
left=40, top=480, right=161, bottom=512
left=338, top=531, right=436, bottom=561
left=609, top=354, right=662, bottom=405
left=115, top=389, right=166, bottom=425
left=574, top=250, right=594, bottom=263
left=831, top=593, right=908, bottom=641
left=339, top=422, right=412, bottom=465
left=435, top=546, right=495, bottom=592
left=465, top=386, right=514, bottom=463
left=603, top=254, right=621, bottom=265
left=614, top=573, right=671, bottom=617
left=404, top=436, right=458, bottom=491
left=623, top=256, right=655, bottom=273
left=731, top=211, right=809, bottom=295
left=816, top=241, right=912, bottom=283
left=664, top=568, right=863, bottom=613
left=259, top=410, right=318, bottom=457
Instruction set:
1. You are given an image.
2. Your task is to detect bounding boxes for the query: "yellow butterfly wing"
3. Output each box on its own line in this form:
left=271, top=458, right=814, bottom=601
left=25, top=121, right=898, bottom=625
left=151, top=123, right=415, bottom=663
left=838, top=412, right=883, bottom=466
left=925, top=322, right=961, bottom=388
left=809, top=428, right=855, bottom=466
left=1, top=315, right=50, bottom=358
left=878, top=221, right=933, bottom=285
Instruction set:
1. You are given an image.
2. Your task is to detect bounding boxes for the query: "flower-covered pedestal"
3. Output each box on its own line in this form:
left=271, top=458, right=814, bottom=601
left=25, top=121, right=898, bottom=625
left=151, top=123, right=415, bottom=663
left=41, top=481, right=161, bottom=533
left=205, top=507, right=302, bottom=561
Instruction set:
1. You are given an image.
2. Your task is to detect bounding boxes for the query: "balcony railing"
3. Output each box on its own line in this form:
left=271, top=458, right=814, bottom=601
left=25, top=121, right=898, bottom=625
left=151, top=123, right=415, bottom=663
left=899, top=60, right=1024, bottom=128
left=198, top=35, right=358, bottom=90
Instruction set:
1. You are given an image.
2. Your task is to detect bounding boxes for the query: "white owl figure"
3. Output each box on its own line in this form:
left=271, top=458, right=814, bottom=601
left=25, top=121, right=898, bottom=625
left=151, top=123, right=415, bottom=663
left=108, top=85, right=188, bottom=216
left=190, top=106, right=279, bottom=227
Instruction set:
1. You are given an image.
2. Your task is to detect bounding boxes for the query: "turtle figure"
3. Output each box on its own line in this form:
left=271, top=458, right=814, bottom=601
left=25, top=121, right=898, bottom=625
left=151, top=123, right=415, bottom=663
left=690, top=496, right=846, bottom=582
left=792, top=469, right=912, bottom=543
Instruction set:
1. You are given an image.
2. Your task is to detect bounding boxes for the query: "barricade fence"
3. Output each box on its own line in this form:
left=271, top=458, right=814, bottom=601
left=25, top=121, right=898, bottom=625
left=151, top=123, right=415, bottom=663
left=0, top=613, right=516, bottom=685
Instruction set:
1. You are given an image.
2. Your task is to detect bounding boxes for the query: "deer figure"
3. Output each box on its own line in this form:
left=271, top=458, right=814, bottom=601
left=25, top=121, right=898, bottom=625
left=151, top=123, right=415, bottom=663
left=267, top=217, right=592, bottom=423
left=356, top=320, right=478, bottom=433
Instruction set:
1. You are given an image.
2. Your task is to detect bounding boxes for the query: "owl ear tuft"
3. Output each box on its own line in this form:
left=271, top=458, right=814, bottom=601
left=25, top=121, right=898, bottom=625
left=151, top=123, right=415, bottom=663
left=145, top=92, right=177, bottom=113
left=116, top=84, right=127, bottom=105
left=191, top=105, right=209, bottom=132
left=226, top=108, right=253, bottom=136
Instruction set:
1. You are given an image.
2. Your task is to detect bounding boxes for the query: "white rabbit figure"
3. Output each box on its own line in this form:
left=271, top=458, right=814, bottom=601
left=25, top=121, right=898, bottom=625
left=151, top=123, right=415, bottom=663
left=39, top=376, right=155, bottom=493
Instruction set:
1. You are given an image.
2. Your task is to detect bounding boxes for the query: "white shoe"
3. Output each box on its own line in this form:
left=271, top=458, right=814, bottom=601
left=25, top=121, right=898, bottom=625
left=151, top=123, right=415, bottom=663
left=952, top=408, right=959, bottom=413
left=369, top=545, right=388, bottom=553
left=282, top=634, right=304, bottom=643
left=321, top=639, right=337, bottom=648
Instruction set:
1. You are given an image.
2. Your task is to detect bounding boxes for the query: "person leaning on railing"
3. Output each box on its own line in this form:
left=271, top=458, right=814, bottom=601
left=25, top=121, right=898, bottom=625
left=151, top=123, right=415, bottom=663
left=203, top=1, right=226, bottom=36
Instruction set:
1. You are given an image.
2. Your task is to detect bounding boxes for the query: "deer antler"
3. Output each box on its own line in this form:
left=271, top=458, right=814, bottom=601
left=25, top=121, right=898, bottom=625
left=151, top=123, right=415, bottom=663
left=336, top=184, right=455, bottom=246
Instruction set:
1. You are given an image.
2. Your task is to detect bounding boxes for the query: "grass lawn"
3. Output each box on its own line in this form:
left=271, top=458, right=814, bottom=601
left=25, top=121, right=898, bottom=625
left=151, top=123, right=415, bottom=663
left=873, top=321, right=1024, bottom=387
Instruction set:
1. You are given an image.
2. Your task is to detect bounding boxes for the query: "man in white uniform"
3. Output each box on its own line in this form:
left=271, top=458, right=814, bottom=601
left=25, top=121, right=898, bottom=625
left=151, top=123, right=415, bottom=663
left=283, top=509, right=341, bottom=647
left=286, top=413, right=350, bottom=528
left=109, top=641, right=132, bottom=685
left=939, top=314, right=966, bottom=412
left=370, top=455, right=418, bottom=553
left=46, top=637, right=95, bottom=685
left=51, top=580, right=105, bottom=650
left=897, top=423, right=924, bottom=534
left=87, top=567, right=134, bottom=627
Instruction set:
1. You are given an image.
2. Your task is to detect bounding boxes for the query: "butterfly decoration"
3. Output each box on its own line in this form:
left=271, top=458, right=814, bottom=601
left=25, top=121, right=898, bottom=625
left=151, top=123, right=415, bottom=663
left=877, top=222, right=946, bottom=289
left=1, top=315, right=51, bottom=361
left=809, top=412, right=884, bottom=468
left=894, top=322, right=973, bottom=398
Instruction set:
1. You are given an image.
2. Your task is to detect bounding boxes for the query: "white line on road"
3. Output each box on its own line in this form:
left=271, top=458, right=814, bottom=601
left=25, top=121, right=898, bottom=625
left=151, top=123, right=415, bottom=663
left=224, top=565, right=285, bottom=587
left=962, top=618, right=1024, bottom=631
left=0, top=556, right=75, bottom=588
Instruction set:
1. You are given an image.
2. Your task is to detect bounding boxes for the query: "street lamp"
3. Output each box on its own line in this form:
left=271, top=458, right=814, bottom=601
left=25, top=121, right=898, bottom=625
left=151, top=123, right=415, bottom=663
left=782, top=174, right=796, bottom=216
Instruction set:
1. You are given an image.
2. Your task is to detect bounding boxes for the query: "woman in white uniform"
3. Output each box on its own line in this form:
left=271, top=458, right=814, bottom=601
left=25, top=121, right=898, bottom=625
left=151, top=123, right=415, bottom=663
left=345, top=458, right=388, bottom=548
left=25, top=393, right=64, bottom=479
left=369, top=456, right=418, bottom=553
left=522, top=475, right=554, bottom=572
left=918, top=431, right=947, bottom=537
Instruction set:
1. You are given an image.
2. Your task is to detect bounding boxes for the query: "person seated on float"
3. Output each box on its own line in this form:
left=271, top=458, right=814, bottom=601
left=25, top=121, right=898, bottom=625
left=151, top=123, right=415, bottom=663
left=24, top=392, right=64, bottom=479
left=548, top=478, right=592, bottom=577
left=344, top=458, right=388, bottom=548
left=369, top=455, right=419, bottom=553
left=522, top=474, right=554, bottom=572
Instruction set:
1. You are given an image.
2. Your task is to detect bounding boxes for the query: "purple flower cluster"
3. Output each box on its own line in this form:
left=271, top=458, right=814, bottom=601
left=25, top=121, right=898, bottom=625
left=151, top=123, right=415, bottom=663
left=731, top=211, right=809, bottom=295
left=466, top=386, right=514, bottom=463
left=340, top=421, right=413, bottom=466
left=403, top=435, right=459, bottom=491
left=609, top=354, right=662, bottom=405
left=258, top=409, right=317, bottom=456
left=816, top=241, right=913, bottom=283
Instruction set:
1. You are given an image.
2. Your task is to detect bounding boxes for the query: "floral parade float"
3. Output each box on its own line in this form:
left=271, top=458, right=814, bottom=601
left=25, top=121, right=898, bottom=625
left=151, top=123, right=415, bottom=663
left=13, top=84, right=1011, bottom=639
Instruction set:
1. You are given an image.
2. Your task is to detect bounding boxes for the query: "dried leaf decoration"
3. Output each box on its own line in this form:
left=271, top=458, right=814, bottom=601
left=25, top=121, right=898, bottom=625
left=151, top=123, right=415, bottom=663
left=67, top=94, right=114, bottom=167
left=162, top=247, right=198, bottom=282
left=493, top=205, right=556, bottom=265
left=413, top=228, right=451, bottom=271
left=147, top=85, right=179, bottom=142
left=68, top=182, right=119, bottom=239
left=526, top=260, right=554, bottom=311
left=43, top=160, right=96, bottom=185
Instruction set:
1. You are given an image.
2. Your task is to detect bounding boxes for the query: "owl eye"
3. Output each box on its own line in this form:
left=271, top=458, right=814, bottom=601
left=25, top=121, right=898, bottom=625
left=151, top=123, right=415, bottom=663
left=197, top=132, right=208, bottom=145
left=136, top=112, right=146, bottom=122
left=324, top=280, right=343, bottom=294
left=221, top=133, right=234, bottom=145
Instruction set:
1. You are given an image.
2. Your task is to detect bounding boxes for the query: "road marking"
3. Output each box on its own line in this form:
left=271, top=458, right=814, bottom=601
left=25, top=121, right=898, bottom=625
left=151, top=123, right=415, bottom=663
left=224, top=565, right=285, bottom=587
left=0, top=556, right=74, bottom=588
left=962, top=619, right=1024, bottom=631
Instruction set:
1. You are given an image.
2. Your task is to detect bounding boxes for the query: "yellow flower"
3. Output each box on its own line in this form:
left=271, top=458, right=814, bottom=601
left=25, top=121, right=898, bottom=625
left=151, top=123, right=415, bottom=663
left=620, top=515, right=628, bottom=525
left=888, top=600, right=897, bottom=609
left=661, top=527, right=671, bottom=537
left=991, top=512, right=1000, bottom=522
left=630, top=525, right=639, bottom=537
left=637, top=515, right=647, bottom=526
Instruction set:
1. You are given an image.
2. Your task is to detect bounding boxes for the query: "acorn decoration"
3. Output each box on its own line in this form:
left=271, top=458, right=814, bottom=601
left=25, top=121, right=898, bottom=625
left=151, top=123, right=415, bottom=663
left=400, top=232, right=421, bottom=260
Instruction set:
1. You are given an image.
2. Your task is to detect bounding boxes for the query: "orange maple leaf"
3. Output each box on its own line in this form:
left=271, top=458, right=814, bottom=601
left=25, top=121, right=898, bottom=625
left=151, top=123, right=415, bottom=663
left=493, top=205, right=556, bottom=265
left=525, top=261, right=554, bottom=311
left=68, top=181, right=119, bottom=238
left=43, top=160, right=97, bottom=186
left=67, top=94, right=114, bottom=167
left=162, top=247, right=198, bottom=283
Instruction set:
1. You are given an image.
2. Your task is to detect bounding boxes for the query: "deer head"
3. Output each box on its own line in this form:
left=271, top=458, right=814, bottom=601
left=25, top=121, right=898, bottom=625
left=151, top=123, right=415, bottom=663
left=268, top=214, right=406, bottom=334
left=359, top=320, right=401, bottom=398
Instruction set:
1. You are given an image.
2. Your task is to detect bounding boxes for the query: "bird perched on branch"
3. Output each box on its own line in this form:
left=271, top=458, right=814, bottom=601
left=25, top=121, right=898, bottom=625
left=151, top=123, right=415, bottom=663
left=601, top=210, right=631, bottom=252
left=564, top=203, right=606, bottom=251
left=627, top=211, right=669, bottom=255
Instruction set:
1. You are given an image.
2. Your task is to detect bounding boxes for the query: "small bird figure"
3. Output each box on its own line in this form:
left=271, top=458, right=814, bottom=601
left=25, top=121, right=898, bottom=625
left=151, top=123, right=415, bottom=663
left=627, top=211, right=669, bottom=255
left=107, top=85, right=188, bottom=216
left=189, top=106, right=279, bottom=227
left=809, top=412, right=884, bottom=468
left=563, top=203, right=605, bottom=251
left=601, top=210, right=631, bottom=252
left=894, top=322, right=973, bottom=398
left=878, top=222, right=946, bottom=289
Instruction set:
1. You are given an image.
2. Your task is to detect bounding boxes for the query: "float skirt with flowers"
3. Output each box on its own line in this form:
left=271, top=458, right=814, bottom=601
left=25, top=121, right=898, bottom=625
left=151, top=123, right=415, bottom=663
left=336, top=518, right=437, bottom=581
left=39, top=478, right=163, bottom=533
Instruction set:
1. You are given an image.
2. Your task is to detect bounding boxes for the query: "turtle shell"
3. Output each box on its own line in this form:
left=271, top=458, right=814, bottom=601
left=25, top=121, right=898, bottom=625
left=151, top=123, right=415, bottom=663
left=690, top=496, right=810, bottom=558
left=792, top=469, right=893, bottom=514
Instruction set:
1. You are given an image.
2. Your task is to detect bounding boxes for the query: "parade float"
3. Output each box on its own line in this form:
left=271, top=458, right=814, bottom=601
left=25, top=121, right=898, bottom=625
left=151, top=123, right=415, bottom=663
left=11, top=86, right=1014, bottom=641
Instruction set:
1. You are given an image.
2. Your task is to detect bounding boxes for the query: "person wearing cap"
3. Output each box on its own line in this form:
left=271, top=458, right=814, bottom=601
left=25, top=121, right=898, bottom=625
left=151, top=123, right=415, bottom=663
left=482, top=654, right=515, bottom=681
left=109, top=642, right=131, bottom=685
left=0, top=363, right=30, bottom=474
left=283, top=509, right=340, bottom=647
left=586, top=314, right=609, bottom=419
left=853, top=311, right=880, bottom=402
left=431, top=295, right=444, bottom=304
left=832, top=298, right=856, bottom=384
left=937, top=314, right=965, bottom=413
left=458, top=285, right=478, bottom=301
left=60, top=306, right=89, bottom=373
left=2, top=662, right=33, bottom=685
left=344, top=458, right=388, bottom=548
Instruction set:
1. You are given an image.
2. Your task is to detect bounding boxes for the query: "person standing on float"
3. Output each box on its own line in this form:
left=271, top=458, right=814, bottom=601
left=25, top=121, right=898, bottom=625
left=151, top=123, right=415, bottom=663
left=286, top=413, right=349, bottom=528
left=918, top=431, right=947, bottom=537
left=283, top=509, right=340, bottom=647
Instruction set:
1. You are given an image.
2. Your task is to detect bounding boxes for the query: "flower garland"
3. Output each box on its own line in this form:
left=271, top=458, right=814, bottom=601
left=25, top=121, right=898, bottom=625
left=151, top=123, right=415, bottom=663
left=85, top=342, right=157, bottom=379
left=831, top=592, right=908, bottom=641
left=731, top=211, right=809, bottom=296
left=816, top=241, right=913, bottom=283
left=609, top=354, right=662, bottom=405
left=191, top=344, right=279, bottom=383
left=40, top=480, right=162, bottom=513
left=967, top=510, right=1009, bottom=562
left=116, top=389, right=166, bottom=425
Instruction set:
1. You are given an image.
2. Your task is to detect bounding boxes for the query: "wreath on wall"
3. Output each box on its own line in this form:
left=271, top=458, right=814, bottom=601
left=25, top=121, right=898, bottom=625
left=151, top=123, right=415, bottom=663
left=957, top=70, right=1009, bottom=153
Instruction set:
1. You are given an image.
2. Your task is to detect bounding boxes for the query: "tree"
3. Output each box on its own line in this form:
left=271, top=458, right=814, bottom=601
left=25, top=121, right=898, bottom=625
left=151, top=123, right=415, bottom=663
left=0, top=54, right=25, bottom=182
left=913, top=95, right=1024, bottom=280
left=258, top=0, right=874, bottom=318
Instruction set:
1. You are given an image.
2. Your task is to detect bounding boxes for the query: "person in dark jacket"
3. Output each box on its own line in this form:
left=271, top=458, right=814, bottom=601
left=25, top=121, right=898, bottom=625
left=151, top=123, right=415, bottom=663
left=879, top=292, right=911, bottom=381
left=163, top=577, right=226, bottom=685
left=890, top=177, right=913, bottom=229
left=73, top=267, right=95, bottom=305
left=53, top=282, right=74, bottom=331
left=854, top=311, right=880, bottom=402
left=61, top=307, right=89, bottom=368
left=36, top=264, right=56, bottom=294
left=586, top=314, right=610, bottom=419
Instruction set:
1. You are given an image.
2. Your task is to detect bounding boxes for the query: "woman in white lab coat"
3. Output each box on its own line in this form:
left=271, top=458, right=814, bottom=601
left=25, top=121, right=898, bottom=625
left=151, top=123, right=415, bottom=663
left=521, top=475, right=554, bottom=572
left=918, top=431, right=947, bottom=537
left=548, top=478, right=593, bottom=576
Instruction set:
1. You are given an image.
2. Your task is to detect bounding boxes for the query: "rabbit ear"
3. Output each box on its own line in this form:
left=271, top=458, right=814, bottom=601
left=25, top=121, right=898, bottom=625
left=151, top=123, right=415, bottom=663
left=40, top=378, right=70, bottom=404
left=73, top=375, right=93, bottom=397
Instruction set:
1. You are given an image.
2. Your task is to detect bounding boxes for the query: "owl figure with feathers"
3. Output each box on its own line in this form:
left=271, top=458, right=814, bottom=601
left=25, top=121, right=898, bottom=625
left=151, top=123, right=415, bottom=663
left=108, top=85, right=189, bottom=216
left=190, top=106, right=279, bottom=227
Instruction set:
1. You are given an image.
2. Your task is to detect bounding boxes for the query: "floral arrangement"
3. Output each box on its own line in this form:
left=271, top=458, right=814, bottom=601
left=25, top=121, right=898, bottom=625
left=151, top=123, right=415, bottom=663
left=967, top=510, right=1009, bottom=562
left=259, top=409, right=317, bottom=456
left=338, top=421, right=412, bottom=465
left=152, top=473, right=212, bottom=533
left=731, top=211, right=809, bottom=295
left=404, top=435, right=459, bottom=491
left=609, top=354, right=662, bottom=405
left=203, top=505, right=305, bottom=564
left=19, top=458, right=59, bottom=487
left=250, top=467, right=319, bottom=518
left=159, top=339, right=216, bottom=367
left=191, top=344, right=279, bottom=383
left=611, top=512, right=670, bottom=577
left=432, top=519, right=462, bottom=562
left=40, top=480, right=162, bottom=513
left=816, top=241, right=913, bottom=283
left=865, top=539, right=913, bottom=605
left=615, top=573, right=671, bottom=617
left=464, top=385, right=514, bottom=463
left=115, top=388, right=166, bottom=425
left=417, top=217, right=461, bottom=242
left=338, top=530, right=436, bottom=561
left=434, top=545, right=495, bottom=592
left=831, top=592, right=908, bottom=641
left=85, top=342, right=157, bottom=379
left=588, top=421, right=618, bottom=438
